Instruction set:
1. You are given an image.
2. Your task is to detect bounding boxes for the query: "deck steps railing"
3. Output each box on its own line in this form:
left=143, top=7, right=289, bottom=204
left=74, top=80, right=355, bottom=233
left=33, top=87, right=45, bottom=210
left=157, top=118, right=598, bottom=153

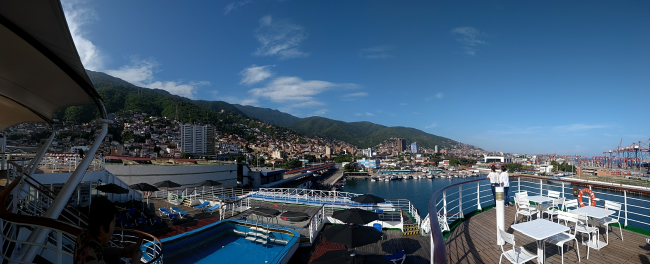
left=1, top=164, right=162, bottom=263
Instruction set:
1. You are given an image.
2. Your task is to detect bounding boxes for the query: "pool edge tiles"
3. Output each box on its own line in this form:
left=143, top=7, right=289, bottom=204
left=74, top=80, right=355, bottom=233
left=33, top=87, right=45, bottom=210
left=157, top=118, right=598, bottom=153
left=160, top=219, right=300, bottom=264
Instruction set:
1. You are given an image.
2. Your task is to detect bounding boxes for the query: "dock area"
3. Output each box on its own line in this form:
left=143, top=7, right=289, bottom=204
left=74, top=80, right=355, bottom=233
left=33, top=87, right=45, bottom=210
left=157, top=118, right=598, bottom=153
left=445, top=206, right=650, bottom=263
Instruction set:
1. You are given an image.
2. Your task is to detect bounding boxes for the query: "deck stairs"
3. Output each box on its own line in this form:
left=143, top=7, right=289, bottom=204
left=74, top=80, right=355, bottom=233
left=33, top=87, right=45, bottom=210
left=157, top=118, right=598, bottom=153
left=402, top=224, right=420, bottom=236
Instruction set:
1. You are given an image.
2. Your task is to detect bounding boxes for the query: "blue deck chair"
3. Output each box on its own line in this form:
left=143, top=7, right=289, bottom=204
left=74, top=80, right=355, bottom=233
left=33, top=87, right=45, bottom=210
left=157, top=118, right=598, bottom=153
left=127, top=208, right=147, bottom=225
left=384, top=250, right=406, bottom=264
left=193, top=201, right=210, bottom=210
left=116, top=212, right=135, bottom=228
left=159, top=207, right=179, bottom=219
left=373, top=223, right=386, bottom=240
left=170, top=206, right=190, bottom=218
left=203, top=204, right=220, bottom=214
left=142, top=208, right=163, bottom=224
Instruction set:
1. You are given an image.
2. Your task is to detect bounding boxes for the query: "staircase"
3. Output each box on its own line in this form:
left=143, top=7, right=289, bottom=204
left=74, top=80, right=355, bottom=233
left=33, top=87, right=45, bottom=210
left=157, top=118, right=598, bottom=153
left=403, top=223, right=420, bottom=236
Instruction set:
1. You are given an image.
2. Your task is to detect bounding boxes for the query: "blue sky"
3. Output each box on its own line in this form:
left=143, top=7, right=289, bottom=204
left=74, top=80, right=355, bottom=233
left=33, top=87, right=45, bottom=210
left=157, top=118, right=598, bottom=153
left=62, top=0, right=650, bottom=156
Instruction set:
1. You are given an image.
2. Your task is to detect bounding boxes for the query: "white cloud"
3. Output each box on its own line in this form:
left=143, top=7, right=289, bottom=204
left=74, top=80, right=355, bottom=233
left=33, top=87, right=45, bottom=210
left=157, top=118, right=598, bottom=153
left=436, top=92, right=444, bottom=99
left=240, top=65, right=274, bottom=85
left=61, top=0, right=104, bottom=71
left=344, top=92, right=368, bottom=98
left=313, top=109, right=328, bottom=116
left=451, top=27, right=487, bottom=56
left=425, top=122, right=437, bottom=129
left=488, top=126, right=542, bottom=135
left=399, top=103, right=408, bottom=106
left=552, top=123, right=610, bottom=132
left=240, top=98, right=259, bottom=106
left=358, top=46, right=393, bottom=59
left=63, top=1, right=209, bottom=99
left=355, top=112, right=374, bottom=116
left=342, top=92, right=369, bottom=101
left=106, top=59, right=209, bottom=99
left=224, top=0, right=252, bottom=15
left=248, top=76, right=336, bottom=105
left=254, top=15, right=308, bottom=59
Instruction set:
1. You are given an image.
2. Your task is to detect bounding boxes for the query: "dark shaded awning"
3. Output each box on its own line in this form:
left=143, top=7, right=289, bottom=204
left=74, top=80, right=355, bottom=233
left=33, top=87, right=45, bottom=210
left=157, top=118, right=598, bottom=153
left=0, top=1, right=106, bottom=130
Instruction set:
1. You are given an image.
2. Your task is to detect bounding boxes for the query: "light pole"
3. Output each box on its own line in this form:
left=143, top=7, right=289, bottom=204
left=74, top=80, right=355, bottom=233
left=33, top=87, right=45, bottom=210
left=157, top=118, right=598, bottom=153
left=635, top=145, right=640, bottom=174
left=609, top=150, right=613, bottom=170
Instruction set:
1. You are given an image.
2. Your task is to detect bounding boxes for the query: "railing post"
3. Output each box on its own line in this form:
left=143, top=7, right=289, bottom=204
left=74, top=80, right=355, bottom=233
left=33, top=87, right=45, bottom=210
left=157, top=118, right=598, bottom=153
left=458, top=185, right=464, bottom=219
left=561, top=182, right=565, bottom=198
left=539, top=179, right=543, bottom=195
left=495, top=186, right=505, bottom=245
left=56, top=231, right=63, bottom=264
left=477, top=181, right=482, bottom=211
left=518, top=177, right=521, bottom=193
left=623, top=190, right=627, bottom=227
left=443, top=190, right=447, bottom=222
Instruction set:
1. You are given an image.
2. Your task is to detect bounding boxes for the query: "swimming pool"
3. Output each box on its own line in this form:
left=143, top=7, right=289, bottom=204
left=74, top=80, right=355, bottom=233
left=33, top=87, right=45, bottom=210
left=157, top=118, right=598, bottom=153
left=160, top=219, right=299, bottom=264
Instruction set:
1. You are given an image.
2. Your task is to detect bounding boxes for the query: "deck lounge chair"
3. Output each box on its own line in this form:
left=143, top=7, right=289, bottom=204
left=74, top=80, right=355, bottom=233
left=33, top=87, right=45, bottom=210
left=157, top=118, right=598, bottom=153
left=203, top=204, right=220, bottom=214
left=170, top=206, right=190, bottom=218
left=116, top=212, right=135, bottom=228
left=193, top=201, right=210, bottom=210
left=142, top=208, right=163, bottom=224
left=384, top=250, right=406, bottom=264
left=373, top=223, right=386, bottom=240
left=159, top=207, right=180, bottom=219
left=127, top=208, right=147, bottom=225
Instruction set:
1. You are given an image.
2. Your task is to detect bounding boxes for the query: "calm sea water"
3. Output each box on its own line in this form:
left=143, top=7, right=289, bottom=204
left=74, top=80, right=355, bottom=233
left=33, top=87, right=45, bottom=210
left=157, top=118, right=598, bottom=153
left=344, top=177, right=476, bottom=216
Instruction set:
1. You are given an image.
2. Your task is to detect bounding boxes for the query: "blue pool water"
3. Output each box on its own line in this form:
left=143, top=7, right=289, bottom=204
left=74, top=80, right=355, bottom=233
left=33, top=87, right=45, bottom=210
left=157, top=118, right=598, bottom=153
left=161, top=220, right=297, bottom=264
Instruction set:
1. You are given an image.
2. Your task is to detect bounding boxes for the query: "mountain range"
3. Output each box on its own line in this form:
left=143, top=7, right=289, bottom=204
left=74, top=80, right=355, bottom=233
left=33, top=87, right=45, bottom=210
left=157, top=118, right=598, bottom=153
left=80, top=70, right=473, bottom=150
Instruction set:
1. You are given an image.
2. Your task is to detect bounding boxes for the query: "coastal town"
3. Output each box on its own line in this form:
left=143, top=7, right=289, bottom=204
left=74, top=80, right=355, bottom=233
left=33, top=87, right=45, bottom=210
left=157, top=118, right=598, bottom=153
left=5, top=111, right=485, bottom=169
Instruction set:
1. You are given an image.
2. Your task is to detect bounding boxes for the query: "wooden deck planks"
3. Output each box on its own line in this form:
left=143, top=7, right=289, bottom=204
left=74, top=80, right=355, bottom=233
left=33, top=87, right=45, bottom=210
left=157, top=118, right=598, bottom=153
left=446, top=206, right=650, bottom=264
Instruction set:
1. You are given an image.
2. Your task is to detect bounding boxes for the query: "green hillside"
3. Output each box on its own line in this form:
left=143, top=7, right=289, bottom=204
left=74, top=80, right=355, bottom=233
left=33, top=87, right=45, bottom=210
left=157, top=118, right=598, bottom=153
left=53, top=71, right=268, bottom=137
left=233, top=104, right=302, bottom=127
left=288, top=116, right=457, bottom=149
left=54, top=70, right=473, bottom=151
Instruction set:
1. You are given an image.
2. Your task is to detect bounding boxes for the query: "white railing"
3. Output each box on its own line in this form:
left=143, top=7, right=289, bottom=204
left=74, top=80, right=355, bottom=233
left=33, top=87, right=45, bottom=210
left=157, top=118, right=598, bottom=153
left=427, top=174, right=650, bottom=264
left=386, top=198, right=422, bottom=231
left=219, top=197, right=252, bottom=220
left=309, top=204, right=326, bottom=244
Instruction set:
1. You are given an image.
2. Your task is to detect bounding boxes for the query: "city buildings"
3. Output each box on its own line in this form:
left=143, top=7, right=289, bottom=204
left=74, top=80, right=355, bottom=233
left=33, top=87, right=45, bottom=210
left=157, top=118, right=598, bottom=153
left=396, top=138, right=406, bottom=152
left=411, top=142, right=418, bottom=153
left=180, top=124, right=215, bottom=156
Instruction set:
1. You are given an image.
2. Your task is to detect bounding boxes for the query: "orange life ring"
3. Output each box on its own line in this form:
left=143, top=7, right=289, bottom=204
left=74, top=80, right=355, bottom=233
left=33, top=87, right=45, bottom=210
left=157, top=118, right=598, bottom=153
left=577, top=188, right=596, bottom=207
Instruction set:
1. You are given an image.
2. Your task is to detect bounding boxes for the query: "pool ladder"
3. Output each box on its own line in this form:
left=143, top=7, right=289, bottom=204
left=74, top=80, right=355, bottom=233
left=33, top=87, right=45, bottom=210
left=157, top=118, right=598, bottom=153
left=245, top=216, right=270, bottom=244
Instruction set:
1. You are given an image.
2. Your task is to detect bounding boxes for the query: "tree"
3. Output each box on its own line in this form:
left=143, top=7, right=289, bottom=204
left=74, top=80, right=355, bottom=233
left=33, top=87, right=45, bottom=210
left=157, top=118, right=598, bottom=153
left=235, top=154, right=245, bottom=163
left=181, top=153, right=192, bottom=159
left=344, top=162, right=357, bottom=172
left=449, top=159, right=458, bottom=167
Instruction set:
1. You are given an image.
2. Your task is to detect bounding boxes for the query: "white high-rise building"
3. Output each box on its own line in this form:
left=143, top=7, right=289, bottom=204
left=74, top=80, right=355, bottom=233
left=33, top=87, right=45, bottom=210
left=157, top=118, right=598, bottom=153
left=180, top=125, right=215, bottom=156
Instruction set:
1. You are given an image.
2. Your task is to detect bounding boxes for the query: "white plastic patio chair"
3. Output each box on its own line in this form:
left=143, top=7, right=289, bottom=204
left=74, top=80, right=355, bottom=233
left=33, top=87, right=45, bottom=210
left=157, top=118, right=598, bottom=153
left=564, top=199, right=579, bottom=211
left=498, top=229, right=537, bottom=264
left=547, top=190, right=561, bottom=199
left=597, top=200, right=624, bottom=242
left=543, top=197, right=565, bottom=223
left=548, top=211, right=581, bottom=264
left=514, top=196, right=537, bottom=224
left=572, top=211, right=599, bottom=259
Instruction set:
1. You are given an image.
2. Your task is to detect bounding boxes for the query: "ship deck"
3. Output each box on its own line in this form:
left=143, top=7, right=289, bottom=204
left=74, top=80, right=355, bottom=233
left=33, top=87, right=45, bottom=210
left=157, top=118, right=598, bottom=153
left=445, top=206, right=650, bottom=264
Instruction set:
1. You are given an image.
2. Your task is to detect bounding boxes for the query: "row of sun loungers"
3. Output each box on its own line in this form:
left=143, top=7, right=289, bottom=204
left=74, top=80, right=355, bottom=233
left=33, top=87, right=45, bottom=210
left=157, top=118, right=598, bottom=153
left=116, top=208, right=163, bottom=228
left=157, top=202, right=221, bottom=220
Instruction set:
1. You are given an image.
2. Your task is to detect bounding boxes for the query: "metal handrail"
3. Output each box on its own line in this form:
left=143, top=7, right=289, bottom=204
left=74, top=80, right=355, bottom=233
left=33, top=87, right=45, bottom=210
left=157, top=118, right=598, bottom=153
left=0, top=175, right=162, bottom=263
left=428, top=174, right=650, bottom=264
